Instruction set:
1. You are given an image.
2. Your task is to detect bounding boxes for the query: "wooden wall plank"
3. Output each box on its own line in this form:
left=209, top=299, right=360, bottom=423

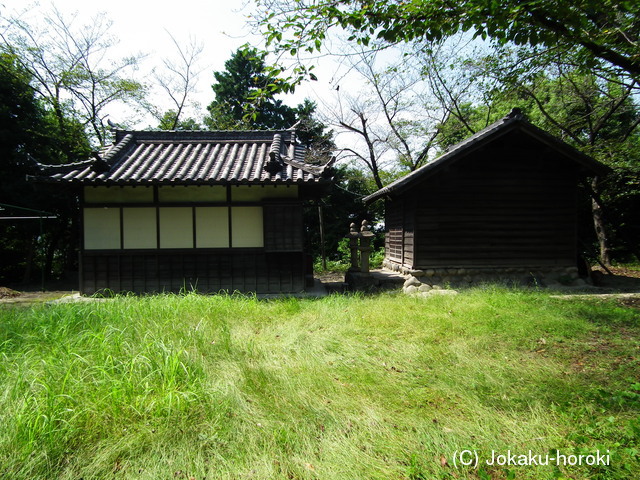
left=388, top=140, right=582, bottom=270
left=80, top=251, right=305, bottom=295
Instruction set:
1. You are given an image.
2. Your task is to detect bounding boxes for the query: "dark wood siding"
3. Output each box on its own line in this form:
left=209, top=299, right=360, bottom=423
left=408, top=146, right=579, bottom=269
left=385, top=199, right=404, bottom=263
left=81, top=250, right=305, bottom=295
left=402, top=196, right=415, bottom=267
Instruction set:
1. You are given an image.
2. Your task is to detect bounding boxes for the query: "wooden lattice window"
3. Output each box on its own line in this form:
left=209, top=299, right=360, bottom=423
left=263, top=203, right=303, bottom=252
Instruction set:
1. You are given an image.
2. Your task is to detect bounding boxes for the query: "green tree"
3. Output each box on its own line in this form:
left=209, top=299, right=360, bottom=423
left=320, top=47, right=444, bottom=190
left=294, top=98, right=335, bottom=163
left=0, top=51, right=90, bottom=190
left=1, top=6, right=145, bottom=284
left=157, top=110, right=201, bottom=130
left=0, top=53, right=47, bottom=178
left=204, top=48, right=335, bottom=158
left=204, top=48, right=299, bottom=130
left=305, top=165, right=384, bottom=268
left=254, top=1, right=640, bottom=266
left=0, top=52, right=91, bottom=284
left=255, top=0, right=640, bottom=83
left=1, top=6, right=145, bottom=146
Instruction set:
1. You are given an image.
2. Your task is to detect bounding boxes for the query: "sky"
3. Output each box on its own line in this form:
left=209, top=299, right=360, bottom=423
left=1, top=0, right=424, bottom=165
left=1, top=0, right=338, bottom=127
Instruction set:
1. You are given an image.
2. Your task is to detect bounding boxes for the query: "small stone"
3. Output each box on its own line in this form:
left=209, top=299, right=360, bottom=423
left=404, top=285, right=418, bottom=294
left=431, top=284, right=442, bottom=290
left=425, top=269, right=436, bottom=277
left=457, top=268, right=466, bottom=275
left=418, top=284, right=432, bottom=292
left=408, top=269, right=425, bottom=277
left=403, top=276, right=422, bottom=288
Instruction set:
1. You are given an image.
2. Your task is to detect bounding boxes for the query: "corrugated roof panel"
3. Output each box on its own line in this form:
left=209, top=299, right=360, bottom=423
left=66, top=168, right=91, bottom=181
left=160, top=144, right=187, bottom=181
left=131, top=143, right=160, bottom=180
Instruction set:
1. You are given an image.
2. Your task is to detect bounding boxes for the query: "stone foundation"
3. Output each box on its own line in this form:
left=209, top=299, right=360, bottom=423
left=383, top=259, right=589, bottom=294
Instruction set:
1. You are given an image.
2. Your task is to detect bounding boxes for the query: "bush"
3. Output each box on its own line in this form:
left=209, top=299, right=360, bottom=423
left=314, top=237, right=385, bottom=273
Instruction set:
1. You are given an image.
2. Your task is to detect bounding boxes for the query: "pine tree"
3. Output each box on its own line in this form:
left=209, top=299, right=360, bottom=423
left=204, top=48, right=297, bottom=130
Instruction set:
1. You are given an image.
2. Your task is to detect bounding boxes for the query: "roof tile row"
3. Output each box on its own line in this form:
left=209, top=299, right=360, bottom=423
left=37, top=129, right=329, bottom=185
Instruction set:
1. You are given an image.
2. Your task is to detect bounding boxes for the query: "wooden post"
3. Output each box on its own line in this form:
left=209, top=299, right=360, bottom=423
left=318, top=204, right=327, bottom=271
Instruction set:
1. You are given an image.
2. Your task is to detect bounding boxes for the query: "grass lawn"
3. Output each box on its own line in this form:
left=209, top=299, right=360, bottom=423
left=0, top=287, right=638, bottom=479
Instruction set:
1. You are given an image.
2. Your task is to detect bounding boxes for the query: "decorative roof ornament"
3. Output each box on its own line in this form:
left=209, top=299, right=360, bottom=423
left=263, top=133, right=284, bottom=175
left=90, top=152, right=110, bottom=173
left=506, top=107, right=525, bottom=120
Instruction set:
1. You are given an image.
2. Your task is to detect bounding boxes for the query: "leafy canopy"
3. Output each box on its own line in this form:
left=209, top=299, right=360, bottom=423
left=0, top=52, right=90, bottom=173
left=255, top=0, right=640, bottom=82
left=157, top=110, right=201, bottom=131
left=0, top=52, right=92, bottom=282
left=1, top=7, right=145, bottom=147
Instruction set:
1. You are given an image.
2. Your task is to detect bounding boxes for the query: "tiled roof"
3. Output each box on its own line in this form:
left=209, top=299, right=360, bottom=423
left=363, top=109, right=609, bottom=203
left=35, top=129, right=332, bottom=185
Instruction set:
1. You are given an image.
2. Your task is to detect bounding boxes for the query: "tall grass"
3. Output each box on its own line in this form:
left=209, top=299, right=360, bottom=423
left=0, top=288, right=638, bottom=479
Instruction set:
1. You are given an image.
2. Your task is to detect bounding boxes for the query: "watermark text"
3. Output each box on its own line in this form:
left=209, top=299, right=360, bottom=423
left=451, top=449, right=610, bottom=469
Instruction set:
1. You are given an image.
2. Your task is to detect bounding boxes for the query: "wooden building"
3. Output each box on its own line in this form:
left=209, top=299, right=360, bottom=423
left=363, top=110, right=608, bottom=284
left=35, top=129, right=332, bottom=294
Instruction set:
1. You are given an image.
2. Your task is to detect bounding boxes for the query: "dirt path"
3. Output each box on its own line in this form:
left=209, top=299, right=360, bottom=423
left=0, top=288, right=75, bottom=305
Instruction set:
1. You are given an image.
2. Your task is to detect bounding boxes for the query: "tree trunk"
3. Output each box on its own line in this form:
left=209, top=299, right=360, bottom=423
left=43, top=221, right=64, bottom=281
left=22, top=233, right=35, bottom=284
left=591, top=177, right=612, bottom=266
